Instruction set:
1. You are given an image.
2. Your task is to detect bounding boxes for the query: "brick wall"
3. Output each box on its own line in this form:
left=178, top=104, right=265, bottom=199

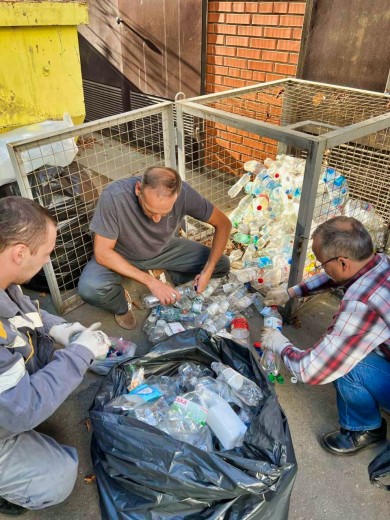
left=206, top=1, right=306, bottom=92
left=202, top=1, right=306, bottom=172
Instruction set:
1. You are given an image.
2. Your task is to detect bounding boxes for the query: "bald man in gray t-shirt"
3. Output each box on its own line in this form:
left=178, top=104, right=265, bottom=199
left=78, top=167, right=231, bottom=329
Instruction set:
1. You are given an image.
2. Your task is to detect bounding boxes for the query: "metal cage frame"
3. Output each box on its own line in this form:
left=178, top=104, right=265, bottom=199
left=175, top=78, right=390, bottom=317
left=7, top=102, right=176, bottom=314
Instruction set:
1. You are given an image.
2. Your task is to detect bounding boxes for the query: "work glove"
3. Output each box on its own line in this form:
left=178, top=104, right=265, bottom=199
left=260, top=327, right=291, bottom=353
left=49, top=322, right=86, bottom=347
left=263, top=289, right=290, bottom=307
left=70, top=322, right=111, bottom=360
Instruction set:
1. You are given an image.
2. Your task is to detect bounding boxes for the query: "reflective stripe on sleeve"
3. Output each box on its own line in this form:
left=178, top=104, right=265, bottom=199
left=0, top=357, right=26, bottom=394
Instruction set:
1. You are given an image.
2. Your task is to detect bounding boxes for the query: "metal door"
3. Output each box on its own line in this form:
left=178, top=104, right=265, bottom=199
left=118, top=0, right=204, bottom=99
left=297, top=0, right=390, bottom=92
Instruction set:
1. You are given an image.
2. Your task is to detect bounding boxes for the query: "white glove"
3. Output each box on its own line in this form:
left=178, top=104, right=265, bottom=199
left=70, top=322, right=111, bottom=360
left=260, top=327, right=291, bottom=353
left=49, top=322, right=86, bottom=347
left=263, top=289, right=290, bottom=307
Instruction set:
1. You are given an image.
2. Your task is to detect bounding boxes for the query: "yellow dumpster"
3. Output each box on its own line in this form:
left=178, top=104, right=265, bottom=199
left=0, top=1, right=88, bottom=133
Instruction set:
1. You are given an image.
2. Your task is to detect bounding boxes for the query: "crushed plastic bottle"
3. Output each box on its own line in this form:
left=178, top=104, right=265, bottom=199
left=211, top=362, right=263, bottom=407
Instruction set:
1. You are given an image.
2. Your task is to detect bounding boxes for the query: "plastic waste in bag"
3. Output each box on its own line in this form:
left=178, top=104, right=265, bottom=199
left=211, top=361, right=263, bottom=406
left=90, top=329, right=297, bottom=519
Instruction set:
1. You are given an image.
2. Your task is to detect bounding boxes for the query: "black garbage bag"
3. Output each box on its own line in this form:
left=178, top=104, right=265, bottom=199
left=90, top=329, right=297, bottom=520
left=368, top=443, right=390, bottom=490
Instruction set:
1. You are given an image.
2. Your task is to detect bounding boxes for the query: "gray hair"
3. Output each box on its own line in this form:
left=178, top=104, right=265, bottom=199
left=0, top=196, right=57, bottom=254
left=141, top=166, right=182, bottom=197
left=312, top=216, right=373, bottom=261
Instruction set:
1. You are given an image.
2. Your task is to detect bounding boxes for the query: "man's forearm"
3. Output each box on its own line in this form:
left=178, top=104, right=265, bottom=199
left=95, top=249, right=155, bottom=289
left=203, top=223, right=231, bottom=274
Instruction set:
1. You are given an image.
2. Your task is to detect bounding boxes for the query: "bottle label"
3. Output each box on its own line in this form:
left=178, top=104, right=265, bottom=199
left=171, top=396, right=208, bottom=424
left=264, top=316, right=282, bottom=330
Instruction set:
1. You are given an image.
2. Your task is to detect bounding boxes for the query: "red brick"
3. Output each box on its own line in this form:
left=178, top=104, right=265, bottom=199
left=220, top=131, right=243, bottom=143
left=289, top=53, right=299, bottom=64
left=208, top=12, right=225, bottom=23
left=253, top=71, right=266, bottom=82
left=273, top=2, right=288, bottom=13
left=214, top=45, right=236, bottom=56
left=276, top=39, right=301, bottom=51
left=208, top=34, right=225, bottom=45
left=274, top=63, right=297, bottom=75
left=229, top=67, right=242, bottom=78
left=223, top=77, right=248, bottom=88
left=292, top=27, right=303, bottom=39
left=226, top=13, right=252, bottom=24
left=225, top=35, right=250, bottom=46
left=264, top=27, right=292, bottom=38
left=240, top=69, right=253, bottom=80
left=232, top=2, right=245, bottom=12
left=206, top=85, right=230, bottom=94
left=265, top=72, right=286, bottom=81
left=252, top=14, right=280, bottom=25
left=215, top=24, right=237, bottom=35
left=206, top=74, right=223, bottom=85
left=248, top=60, right=274, bottom=72
left=223, top=56, right=247, bottom=67
left=207, top=55, right=224, bottom=65
left=288, top=2, right=306, bottom=14
left=279, top=14, right=304, bottom=27
left=262, top=50, right=289, bottom=62
left=258, top=2, right=274, bottom=13
left=208, top=2, right=233, bottom=12
left=237, top=48, right=262, bottom=59
left=251, top=37, right=277, bottom=49
left=207, top=64, right=229, bottom=75
left=245, top=2, right=259, bottom=13
left=238, top=25, right=263, bottom=36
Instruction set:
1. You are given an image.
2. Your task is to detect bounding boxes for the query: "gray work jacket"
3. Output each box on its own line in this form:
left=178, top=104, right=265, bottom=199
left=0, top=285, right=93, bottom=443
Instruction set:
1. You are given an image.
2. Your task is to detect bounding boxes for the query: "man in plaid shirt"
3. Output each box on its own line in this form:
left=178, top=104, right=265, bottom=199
left=261, top=216, right=389, bottom=455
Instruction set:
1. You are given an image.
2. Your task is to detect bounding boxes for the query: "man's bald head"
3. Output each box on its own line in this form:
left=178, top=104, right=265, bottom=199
left=141, top=166, right=182, bottom=197
left=312, top=216, right=373, bottom=261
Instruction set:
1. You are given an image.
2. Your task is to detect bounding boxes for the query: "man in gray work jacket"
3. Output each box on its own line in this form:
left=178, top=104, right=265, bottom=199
left=78, top=166, right=232, bottom=330
left=0, top=197, right=110, bottom=516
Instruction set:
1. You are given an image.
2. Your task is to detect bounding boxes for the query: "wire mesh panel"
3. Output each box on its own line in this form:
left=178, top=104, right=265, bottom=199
left=7, top=103, right=176, bottom=314
left=176, top=79, right=390, bottom=317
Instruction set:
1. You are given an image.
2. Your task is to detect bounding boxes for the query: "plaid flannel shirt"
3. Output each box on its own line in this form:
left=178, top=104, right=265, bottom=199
left=277, top=253, right=390, bottom=385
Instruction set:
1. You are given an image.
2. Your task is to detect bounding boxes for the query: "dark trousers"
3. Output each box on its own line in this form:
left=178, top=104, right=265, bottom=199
left=78, top=237, right=230, bottom=314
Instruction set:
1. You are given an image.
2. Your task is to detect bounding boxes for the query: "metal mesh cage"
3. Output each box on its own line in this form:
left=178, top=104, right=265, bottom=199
left=7, top=103, right=176, bottom=313
left=176, top=79, right=390, bottom=316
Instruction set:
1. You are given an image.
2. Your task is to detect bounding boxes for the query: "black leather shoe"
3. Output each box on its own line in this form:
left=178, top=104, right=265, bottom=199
left=0, top=497, right=27, bottom=516
left=321, top=418, right=387, bottom=456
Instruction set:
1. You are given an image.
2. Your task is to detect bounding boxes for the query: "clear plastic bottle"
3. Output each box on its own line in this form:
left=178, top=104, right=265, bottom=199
left=229, top=194, right=254, bottom=228
left=228, top=172, right=251, bottom=198
left=261, top=305, right=283, bottom=330
left=148, top=319, right=168, bottom=343
left=211, top=362, right=263, bottom=406
left=203, top=310, right=236, bottom=334
left=231, top=267, right=260, bottom=283
left=230, top=315, right=250, bottom=347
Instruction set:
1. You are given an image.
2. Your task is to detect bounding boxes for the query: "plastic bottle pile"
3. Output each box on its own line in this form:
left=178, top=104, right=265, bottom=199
left=228, top=154, right=387, bottom=288
left=143, top=278, right=264, bottom=345
left=104, top=361, right=264, bottom=451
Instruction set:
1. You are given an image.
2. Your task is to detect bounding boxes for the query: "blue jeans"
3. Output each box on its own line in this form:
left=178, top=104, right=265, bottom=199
left=334, top=351, right=390, bottom=431
left=78, top=237, right=230, bottom=315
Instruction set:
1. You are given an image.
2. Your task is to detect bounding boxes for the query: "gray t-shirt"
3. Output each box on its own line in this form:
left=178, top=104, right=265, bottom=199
left=90, top=176, right=214, bottom=261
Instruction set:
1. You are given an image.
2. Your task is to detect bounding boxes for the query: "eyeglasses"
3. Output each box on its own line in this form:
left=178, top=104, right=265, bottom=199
left=315, top=256, right=348, bottom=271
